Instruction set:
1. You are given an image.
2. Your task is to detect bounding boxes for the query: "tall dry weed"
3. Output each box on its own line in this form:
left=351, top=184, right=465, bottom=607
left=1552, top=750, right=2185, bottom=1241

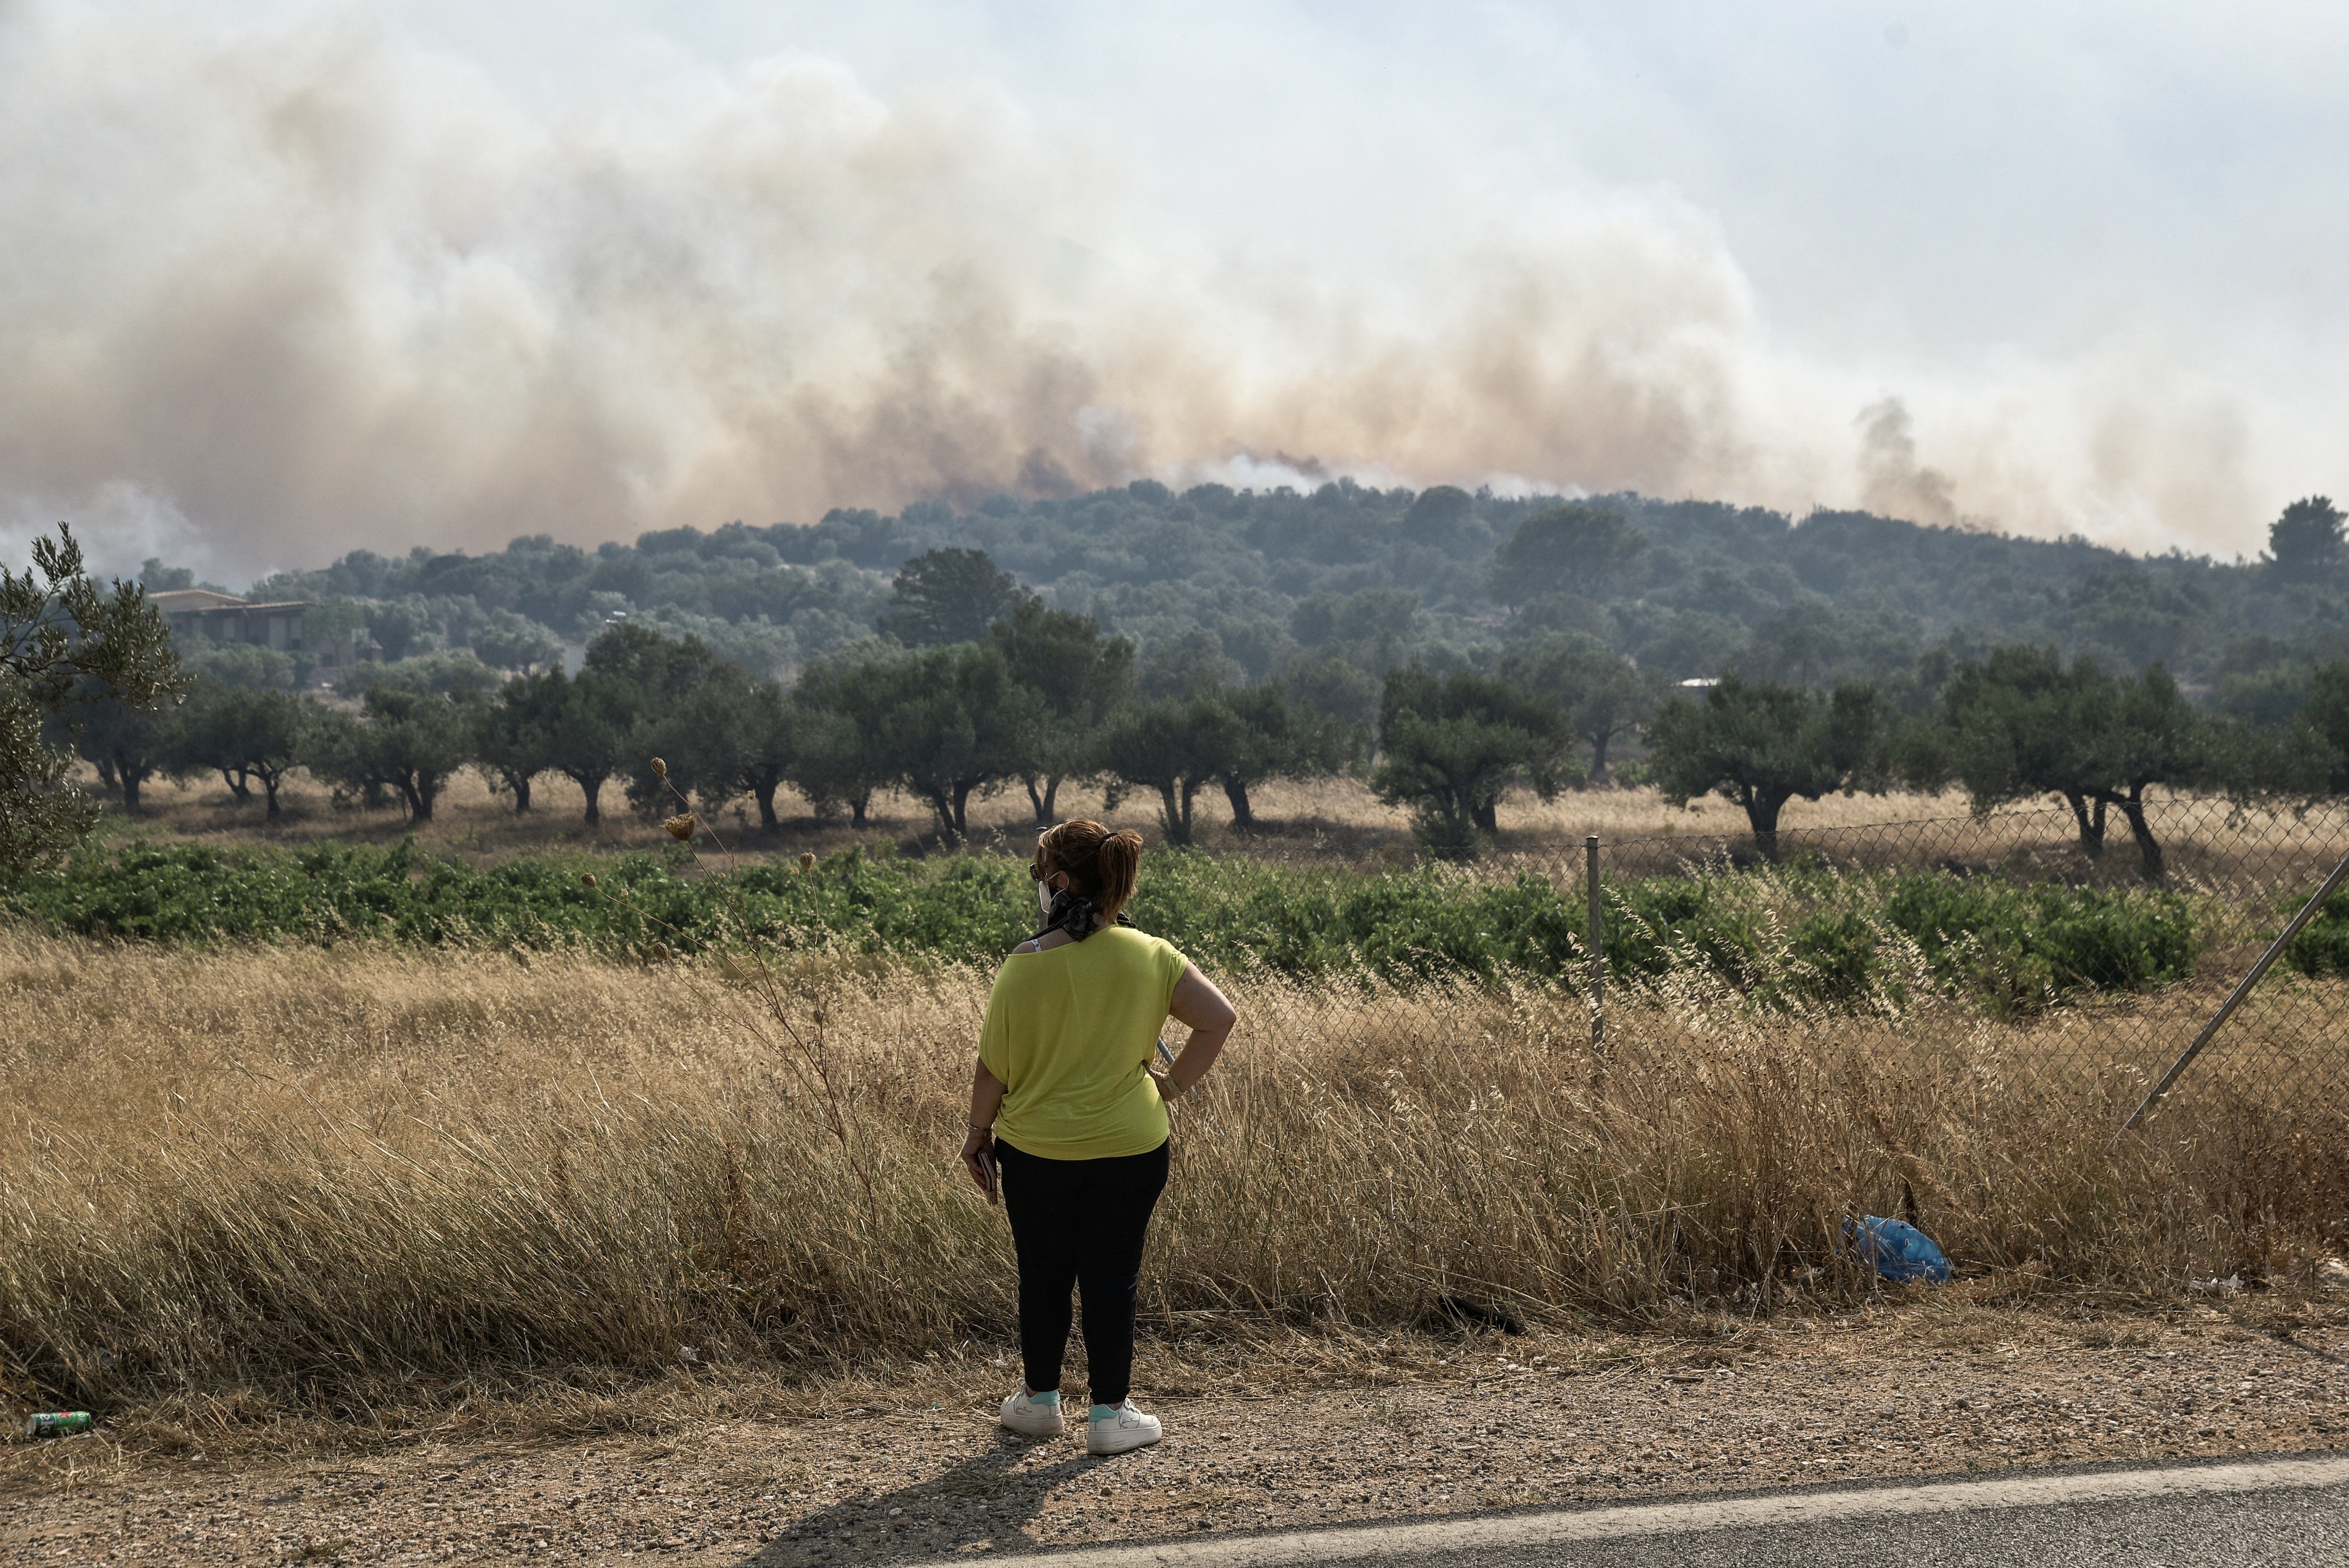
left=3, top=930, right=2337, bottom=1414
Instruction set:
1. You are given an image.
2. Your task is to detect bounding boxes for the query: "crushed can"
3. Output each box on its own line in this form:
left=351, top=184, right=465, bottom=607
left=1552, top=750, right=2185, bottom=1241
left=25, top=1411, right=94, bottom=1439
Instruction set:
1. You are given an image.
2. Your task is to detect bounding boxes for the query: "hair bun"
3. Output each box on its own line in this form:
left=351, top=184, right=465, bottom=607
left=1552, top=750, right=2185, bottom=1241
left=1035, top=819, right=1142, bottom=920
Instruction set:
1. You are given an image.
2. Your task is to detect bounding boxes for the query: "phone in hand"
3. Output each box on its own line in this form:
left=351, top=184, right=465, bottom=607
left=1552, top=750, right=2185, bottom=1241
left=975, top=1144, right=999, bottom=1205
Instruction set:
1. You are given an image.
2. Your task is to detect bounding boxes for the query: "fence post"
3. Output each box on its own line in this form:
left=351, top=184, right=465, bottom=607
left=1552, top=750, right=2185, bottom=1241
left=1586, top=834, right=1604, bottom=1060
left=2121, top=843, right=2349, bottom=1133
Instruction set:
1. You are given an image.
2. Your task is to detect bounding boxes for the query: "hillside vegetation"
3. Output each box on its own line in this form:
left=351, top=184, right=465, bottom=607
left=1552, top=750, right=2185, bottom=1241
left=101, top=495, right=2349, bottom=870
left=159, top=484, right=2349, bottom=706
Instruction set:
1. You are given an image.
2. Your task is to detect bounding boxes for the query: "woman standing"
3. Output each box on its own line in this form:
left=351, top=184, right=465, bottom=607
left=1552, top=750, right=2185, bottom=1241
left=960, top=820, right=1237, bottom=1456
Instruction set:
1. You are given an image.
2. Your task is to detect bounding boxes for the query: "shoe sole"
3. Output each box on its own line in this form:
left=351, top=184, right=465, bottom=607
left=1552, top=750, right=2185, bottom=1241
left=1087, top=1429, right=1162, bottom=1456
left=1000, top=1401, right=1064, bottom=1437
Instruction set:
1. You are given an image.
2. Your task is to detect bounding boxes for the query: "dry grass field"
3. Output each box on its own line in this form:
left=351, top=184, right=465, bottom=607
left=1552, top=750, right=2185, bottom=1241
left=6, top=928, right=2340, bottom=1459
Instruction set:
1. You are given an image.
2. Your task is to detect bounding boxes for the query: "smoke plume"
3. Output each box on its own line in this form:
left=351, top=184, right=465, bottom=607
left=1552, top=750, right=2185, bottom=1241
left=0, top=4, right=2308, bottom=580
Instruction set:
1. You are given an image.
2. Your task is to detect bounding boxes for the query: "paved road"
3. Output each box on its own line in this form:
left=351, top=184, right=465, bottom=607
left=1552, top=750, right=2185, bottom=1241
left=962, top=1455, right=2349, bottom=1568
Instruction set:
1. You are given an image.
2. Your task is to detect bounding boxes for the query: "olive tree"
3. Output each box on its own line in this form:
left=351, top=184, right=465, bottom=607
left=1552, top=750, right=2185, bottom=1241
left=162, top=682, right=317, bottom=820
left=1917, top=647, right=2224, bottom=879
left=305, top=685, right=478, bottom=822
left=1371, top=666, right=1578, bottom=857
left=992, top=599, right=1133, bottom=824
left=1, top=524, right=182, bottom=869
left=1647, top=673, right=1887, bottom=859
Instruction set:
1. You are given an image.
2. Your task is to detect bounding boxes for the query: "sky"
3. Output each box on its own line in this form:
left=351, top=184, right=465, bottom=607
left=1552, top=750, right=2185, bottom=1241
left=2, top=0, right=2344, bottom=584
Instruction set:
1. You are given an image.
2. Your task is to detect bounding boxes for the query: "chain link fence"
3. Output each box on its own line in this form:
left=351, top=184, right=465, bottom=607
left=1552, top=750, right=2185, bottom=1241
left=1191, top=798, right=2347, bottom=1147
left=1119, top=790, right=2349, bottom=1280
left=1558, top=796, right=2349, bottom=1141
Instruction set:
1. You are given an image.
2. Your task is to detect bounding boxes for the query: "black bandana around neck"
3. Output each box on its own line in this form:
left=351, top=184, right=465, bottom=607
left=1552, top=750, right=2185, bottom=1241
left=1034, top=887, right=1133, bottom=943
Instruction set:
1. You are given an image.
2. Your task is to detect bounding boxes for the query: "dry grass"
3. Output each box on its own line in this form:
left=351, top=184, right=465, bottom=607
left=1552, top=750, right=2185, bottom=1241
left=97, top=767, right=1992, bottom=867
left=5, top=931, right=2341, bottom=1447
left=99, top=766, right=2349, bottom=908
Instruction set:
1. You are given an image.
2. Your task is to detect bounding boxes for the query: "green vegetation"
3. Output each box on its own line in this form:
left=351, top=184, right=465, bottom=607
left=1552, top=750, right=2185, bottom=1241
left=1371, top=665, right=1578, bottom=857
left=1, top=525, right=181, bottom=878
left=1646, top=674, right=1886, bottom=857
left=0, top=839, right=2211, bottom=1014
left=165, top=486, right=2349, bottom=708
left=2280, top=887, right=2349, bottom=980
left=124, top=488, right=2349, bottom=882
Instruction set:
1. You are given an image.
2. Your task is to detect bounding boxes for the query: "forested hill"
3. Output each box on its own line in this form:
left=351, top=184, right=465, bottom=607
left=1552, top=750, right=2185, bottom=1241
left=159, top=482, right=2345, bottom=713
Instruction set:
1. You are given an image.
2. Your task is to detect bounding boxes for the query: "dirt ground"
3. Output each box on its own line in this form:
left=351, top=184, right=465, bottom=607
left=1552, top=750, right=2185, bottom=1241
left=7, top=1294, right=2346, bottom=1565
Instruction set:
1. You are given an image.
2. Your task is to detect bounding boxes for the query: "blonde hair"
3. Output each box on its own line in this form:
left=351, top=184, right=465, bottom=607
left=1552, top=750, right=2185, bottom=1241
left=1033, top=820, right=1143, bottom=921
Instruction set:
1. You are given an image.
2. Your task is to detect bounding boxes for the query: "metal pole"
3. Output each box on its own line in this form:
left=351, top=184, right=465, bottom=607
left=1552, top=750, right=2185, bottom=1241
left=1586, top=834, right=1604, bottom=1058
left=2121, top=844, right=2349, bottom=1132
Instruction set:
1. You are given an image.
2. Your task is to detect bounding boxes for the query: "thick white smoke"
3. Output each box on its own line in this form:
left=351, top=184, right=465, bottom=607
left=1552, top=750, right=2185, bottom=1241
left=0, top=2, right=2317, bottom=581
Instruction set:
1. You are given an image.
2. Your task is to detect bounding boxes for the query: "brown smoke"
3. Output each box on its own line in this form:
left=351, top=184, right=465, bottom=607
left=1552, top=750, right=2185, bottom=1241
left=1856, top=399, right=1959, bottom=529
left=0, top=7, right=2285, bottom=579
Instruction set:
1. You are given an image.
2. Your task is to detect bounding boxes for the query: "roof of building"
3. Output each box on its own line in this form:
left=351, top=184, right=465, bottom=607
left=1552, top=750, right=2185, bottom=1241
left=148, top=588, right=248, bottom=612
left=147, top=591, right=309, bottom=614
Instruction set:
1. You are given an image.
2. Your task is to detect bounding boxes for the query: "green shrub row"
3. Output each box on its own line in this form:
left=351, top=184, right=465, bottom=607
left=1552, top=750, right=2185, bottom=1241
left=2, top=839, right=2224, bottom=1014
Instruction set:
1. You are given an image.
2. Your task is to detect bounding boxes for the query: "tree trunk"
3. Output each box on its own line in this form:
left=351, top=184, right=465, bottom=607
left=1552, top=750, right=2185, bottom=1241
left=1588, top=729, right=1612, bottom=786
left=1042, top=775, right=1061, bottom=823
left=404, top=775, right=435, bottom=822
left=262, top=772, right=283, bottom=821
left=950, top=781, right=974, bottom=839
left=849, top=791, right=870, bottom=829
left=2064, top=791, right=2107, bottom=857
left=754, top=781, right=779, bottom=830
left=218, top=766, right=251, bottom=803
left=1223, top=773, right=1256, bottom=832
left=925, top=786, right=958, bottom=841
left=120, top=766, right=143, bottom=813
left=512, top=773, right=533, bottom=814
left=1745, top=787, right=1787, bottom=861
left=1025, top=775, right=1050, bottom=826
left=2114, top=788, right=2164, bottom=881
left=579, top=776, right=603, bottom=825
left=1156, top=780, right=1191, bottom=845
left=1471, top=792, right=1499, bottom=835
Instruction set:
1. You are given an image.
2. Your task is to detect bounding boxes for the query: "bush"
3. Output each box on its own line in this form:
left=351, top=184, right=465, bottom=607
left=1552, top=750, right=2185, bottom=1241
left=0, top=842, right=2216, bottom=1014
left=2279, top=888, right=2349, bottom=978
left=1882, top=874, right=2199, bottom=1012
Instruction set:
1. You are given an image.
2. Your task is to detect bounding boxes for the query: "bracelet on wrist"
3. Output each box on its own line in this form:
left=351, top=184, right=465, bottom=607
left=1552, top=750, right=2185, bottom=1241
left=968, top=1124, right=993, bottom=1135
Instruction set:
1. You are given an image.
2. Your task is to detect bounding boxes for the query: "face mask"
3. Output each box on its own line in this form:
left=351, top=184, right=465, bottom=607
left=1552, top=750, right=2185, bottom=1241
left=1038, top=878, right=1055, bottom=921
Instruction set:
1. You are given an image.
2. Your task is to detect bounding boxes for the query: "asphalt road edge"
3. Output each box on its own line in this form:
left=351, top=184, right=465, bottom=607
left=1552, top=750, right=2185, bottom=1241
left=950, top=1453, right=2349, bottom=1568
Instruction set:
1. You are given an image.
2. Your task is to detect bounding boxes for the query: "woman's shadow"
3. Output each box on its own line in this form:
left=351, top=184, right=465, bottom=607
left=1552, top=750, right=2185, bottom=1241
left=735, top=1427, right=1142, bottom=1564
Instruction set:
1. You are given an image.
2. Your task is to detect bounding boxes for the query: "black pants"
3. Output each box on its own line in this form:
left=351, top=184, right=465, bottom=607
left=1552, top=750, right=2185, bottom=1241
left=994, top=1137, right=1169, bottom=1407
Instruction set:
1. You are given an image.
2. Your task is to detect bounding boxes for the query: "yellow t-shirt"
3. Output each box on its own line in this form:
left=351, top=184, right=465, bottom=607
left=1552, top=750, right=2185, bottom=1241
left=979, top=927, right=1189, bottom=1160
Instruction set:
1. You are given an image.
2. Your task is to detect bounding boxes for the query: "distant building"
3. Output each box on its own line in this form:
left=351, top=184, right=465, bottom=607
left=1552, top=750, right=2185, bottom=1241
left=149, top=590, right=338, bottom=664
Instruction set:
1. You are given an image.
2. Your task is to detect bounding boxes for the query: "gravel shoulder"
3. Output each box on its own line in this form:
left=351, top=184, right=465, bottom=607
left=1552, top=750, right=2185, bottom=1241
left=6, top=1295, right=2347, bottom=1565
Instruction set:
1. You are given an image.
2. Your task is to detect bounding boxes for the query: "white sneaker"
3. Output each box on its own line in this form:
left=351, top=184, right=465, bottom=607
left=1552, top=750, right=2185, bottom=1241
left=1085, top=1399, right=1162, bottom=1455
left=998, top=1388, right=1064, bottom=1437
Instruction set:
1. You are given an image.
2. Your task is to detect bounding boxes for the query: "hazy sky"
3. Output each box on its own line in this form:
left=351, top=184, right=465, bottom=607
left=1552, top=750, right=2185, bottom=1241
left=4, top=0, right=2343, bottom=582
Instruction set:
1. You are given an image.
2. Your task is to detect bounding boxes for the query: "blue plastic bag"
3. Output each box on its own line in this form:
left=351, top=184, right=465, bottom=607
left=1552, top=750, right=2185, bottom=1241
left=1843, top=1215, right=1952, bottom=1283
